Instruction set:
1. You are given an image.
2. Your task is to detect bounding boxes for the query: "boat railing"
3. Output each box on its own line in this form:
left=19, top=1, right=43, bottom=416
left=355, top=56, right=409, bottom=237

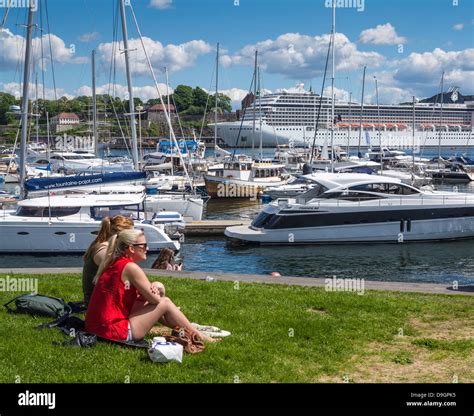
left=327, top=194, right=474, bottom=208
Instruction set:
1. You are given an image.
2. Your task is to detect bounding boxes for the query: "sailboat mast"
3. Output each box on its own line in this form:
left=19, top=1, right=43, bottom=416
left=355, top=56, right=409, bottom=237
left=19, top=4, right=35, bottom=198
left=357, top=66, right=366, bottom=157
left=119, top=0, right=139, bottom=170
left=165, top=66, right=173, bottom=176
left=252, top=50, right=258, bottom=150
left=92, top=49, right=98, bottom=157
left=375, top=76, right=382, bottom=173
left=258, top=66, right=263, bottom=159
left=412, top=95, right=416, bottom=172
left=214, top=42, right=219, bottom=150
left=330, top=0, right=335, bottom=172
left=438, top=71, right=444, bottom=167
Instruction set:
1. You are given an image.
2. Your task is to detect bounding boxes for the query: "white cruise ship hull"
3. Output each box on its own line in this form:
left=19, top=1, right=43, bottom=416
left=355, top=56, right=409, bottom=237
left=214, top=122, right=474, bottom=148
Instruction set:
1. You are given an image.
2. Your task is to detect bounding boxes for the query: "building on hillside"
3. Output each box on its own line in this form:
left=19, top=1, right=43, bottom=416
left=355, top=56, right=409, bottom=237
left=50, top=112, right=80, bottom=133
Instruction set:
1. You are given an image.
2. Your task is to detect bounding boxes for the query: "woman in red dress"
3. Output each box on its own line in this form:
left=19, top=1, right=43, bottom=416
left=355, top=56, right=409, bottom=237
left=85, top=229, right=211, bottom=343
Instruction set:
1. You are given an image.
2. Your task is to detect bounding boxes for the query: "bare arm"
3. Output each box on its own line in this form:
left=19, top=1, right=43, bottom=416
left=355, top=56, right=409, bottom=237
left=93, top=244, right=108, bottom=267
left=122, top=262, right=162, bottom=304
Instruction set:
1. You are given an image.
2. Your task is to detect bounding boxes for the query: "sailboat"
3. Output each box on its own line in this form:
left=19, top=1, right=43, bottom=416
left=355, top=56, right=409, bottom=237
left=0, top=1, right=179, bottom=253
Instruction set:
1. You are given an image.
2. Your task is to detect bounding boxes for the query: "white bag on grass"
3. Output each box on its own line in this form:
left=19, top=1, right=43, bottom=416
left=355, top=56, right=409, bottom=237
left=148, top=337, right=183, bottom=363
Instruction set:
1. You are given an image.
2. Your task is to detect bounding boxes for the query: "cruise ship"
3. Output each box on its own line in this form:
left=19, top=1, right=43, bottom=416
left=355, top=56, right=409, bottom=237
left=211, top=84, right=474, bottom=149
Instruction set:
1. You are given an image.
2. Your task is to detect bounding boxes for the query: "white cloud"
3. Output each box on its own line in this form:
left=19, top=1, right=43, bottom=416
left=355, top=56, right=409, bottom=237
left=323, top=86, right=350, bottom=102
left=0, top=28, right=87, bottom=72
left=0, top=82, right=74, bottom=100
left=75, top=83, right=173, bottom=102
left=359, top=47, right=474, bottom=104
left=453, top=23, right=464, bottom=31
left=221, top=32, right=385, bottom=79
left=149, top=0, right=172, bottom=10
left=392, top=48, right=474, bottom=92
left=358, top=23, right=406, bottom=45
left=97, top=37, right=212, bottom=76
left=79, top=32, right=101, bottom=42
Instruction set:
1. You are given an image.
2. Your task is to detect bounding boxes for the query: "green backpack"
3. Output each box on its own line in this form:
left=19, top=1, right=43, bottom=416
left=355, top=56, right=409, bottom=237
left=4, top=293, right=73, bottom=329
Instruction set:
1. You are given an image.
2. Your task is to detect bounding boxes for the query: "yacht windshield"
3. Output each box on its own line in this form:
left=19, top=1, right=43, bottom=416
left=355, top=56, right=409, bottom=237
left=296, top=184, right=328, bottom=203
left=16, top=206, right=81, bottom=217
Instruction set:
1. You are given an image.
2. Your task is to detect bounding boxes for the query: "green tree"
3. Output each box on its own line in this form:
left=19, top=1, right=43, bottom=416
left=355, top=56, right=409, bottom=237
left=192, top=87, right=208, bottom=109
left=0, top=92, right=19, bottom=125
left=172, top=85, right=193, bottom=112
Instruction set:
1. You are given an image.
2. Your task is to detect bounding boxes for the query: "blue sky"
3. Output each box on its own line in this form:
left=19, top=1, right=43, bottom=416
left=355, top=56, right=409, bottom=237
left=0, top=0, right=473, bottom=107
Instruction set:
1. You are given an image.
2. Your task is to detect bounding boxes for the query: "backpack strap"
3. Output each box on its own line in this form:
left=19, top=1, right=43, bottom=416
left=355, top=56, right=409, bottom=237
left=3, top=294, right=22, bottom=313
left=37, top=313, right=71, bottom=330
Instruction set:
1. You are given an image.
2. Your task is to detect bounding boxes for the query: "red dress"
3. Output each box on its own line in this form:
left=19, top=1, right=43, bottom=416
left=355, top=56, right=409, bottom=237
left=85, top=256, right=138, bottom=341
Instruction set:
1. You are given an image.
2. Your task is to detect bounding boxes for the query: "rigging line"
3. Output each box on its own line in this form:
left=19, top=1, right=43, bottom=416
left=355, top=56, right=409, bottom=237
left=128, top=1, right=194, bottom=192
left=169, top=90, right=195, bottom=176
left=0, top=3, right=9, bottom=30
left=231, top=71, right=256, bottom=160
left=44, top=0, right=58, bottom=105
left=309, top=32, right=332, bottom=164
left=106, top=1, right=130, bottom=156
left=198, top=62, right=216, bottom=142
left=12, top=7, right=25, bottom=86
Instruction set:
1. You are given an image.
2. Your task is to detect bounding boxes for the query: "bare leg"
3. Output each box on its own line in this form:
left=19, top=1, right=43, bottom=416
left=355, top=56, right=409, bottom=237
left=128, top=297, right=215, bottom=342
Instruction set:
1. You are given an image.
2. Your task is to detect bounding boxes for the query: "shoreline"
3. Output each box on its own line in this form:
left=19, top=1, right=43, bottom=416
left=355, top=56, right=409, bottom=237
left=1, top=267, right=472, bottom=296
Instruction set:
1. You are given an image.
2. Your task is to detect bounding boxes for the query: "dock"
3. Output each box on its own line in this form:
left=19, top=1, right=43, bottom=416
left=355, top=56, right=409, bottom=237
left=184, top=219, right=250, bottom=236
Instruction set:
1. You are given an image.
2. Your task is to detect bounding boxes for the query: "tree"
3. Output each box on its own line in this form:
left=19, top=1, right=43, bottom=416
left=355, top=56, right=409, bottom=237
left=192, top=87, right=208, bottom=109
left=0, top=92, right=19, bottom=125
left=209, top=93, right=232, bottom=113
left=172, top=85, right=193, bottom=112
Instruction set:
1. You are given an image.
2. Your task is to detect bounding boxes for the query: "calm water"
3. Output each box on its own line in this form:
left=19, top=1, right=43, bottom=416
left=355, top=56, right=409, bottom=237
left=1, top=149, right=474, bottom=284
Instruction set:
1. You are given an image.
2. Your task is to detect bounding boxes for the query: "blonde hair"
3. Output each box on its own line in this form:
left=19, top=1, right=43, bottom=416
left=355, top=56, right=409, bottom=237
left=93, top=229, right=144, bottom=284
left=83, top=215, right=134, bottom=261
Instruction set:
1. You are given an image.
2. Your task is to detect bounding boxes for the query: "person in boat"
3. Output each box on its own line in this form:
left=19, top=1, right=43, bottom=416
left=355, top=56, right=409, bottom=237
left=85, top=229, right=213, bottom=343
left=151, top=248, right=183, bottom=271
left=82, top=215, right=165, bottom=307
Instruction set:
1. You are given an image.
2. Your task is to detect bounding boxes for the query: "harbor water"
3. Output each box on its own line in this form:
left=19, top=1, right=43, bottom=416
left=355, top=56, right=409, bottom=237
left=1, top=148, right=474, bottom=285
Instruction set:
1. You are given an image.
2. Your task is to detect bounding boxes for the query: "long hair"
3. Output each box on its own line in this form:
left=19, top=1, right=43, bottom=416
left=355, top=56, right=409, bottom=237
left=151, top=248, right=175, bottom=269
left=93, top=229, right=144, bottom=284
left=83, top=215, right=134, bottom=261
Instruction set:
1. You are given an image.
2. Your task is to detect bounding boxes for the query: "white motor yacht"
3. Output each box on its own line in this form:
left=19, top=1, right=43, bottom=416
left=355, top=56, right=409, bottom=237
left=225, top=173, right=474, bottom=244
left=0, top=193, right=179, bottom=253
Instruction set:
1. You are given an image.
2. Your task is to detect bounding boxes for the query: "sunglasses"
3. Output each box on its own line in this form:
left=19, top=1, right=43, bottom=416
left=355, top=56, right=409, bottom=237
left=131, top=243, right=148, bottom=250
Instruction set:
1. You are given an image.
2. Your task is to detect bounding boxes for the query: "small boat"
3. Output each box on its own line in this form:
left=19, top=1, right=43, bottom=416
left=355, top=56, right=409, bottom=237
left=204, top=157, right=289, bottom=198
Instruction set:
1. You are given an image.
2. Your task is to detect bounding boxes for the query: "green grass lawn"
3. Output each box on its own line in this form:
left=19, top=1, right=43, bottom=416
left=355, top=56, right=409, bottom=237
left=0, top=273, right=473, bottom=383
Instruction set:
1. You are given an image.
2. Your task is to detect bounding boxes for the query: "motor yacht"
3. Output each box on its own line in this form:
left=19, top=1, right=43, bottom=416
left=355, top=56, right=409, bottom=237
left=225, top=173, right=474, bottom=244
left=0, top=193, right=179, bottom=253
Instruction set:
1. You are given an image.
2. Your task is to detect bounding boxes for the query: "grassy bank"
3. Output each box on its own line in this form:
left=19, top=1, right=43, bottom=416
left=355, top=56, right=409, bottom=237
left=0, top=273, right=472, bottom=383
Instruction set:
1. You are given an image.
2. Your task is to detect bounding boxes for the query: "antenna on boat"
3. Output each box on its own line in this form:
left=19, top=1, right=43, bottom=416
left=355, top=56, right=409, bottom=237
left=19, top=3, right=36, bottom=199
